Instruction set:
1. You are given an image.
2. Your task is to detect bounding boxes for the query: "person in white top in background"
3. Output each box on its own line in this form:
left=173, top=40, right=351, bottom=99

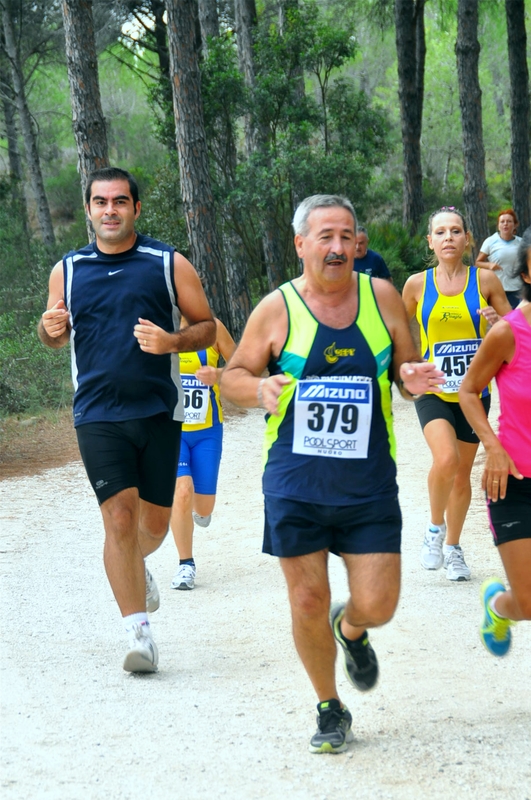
left=477, top=209, right=523, bottom=309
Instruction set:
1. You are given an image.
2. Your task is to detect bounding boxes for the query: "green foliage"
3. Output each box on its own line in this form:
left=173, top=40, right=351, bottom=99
left=366, top=222, right=429, bottom=289
left=137, top=160, right=189, bottom=256
left=0, top=313, right=72, bottom=415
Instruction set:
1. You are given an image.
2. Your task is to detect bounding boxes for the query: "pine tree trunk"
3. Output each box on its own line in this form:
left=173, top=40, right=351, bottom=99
left=61, top=0, right=109, bottom=240
left=235, top=0, right=285, bottom=290
left=1, top=0, right=55, bottom=248
left=505, top=0, right=530, bottom=232
left=395, top=0, right=425, bottom=234
left=456, top=0, right=489, bottom=257
left=0, top=56, right=27, bottom=212
left=166, top=0, right=231, bottom=325
left=197, top=0, right=219, bottom=52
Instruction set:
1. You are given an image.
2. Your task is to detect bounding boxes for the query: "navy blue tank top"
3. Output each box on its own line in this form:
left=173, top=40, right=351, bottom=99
left=64, top=234, right=184, bottom=426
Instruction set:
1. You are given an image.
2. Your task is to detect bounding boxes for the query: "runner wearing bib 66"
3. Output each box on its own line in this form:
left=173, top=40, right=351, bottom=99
left=169, top=318, right=235, bottom=590
left=403, top=207, right=511, bottom=581
left=221, top=194, right=444, bottom=754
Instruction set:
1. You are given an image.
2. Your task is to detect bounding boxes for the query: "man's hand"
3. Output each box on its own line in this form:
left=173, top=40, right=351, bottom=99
left=134, top=319, right=174, bottom=354
left=399, top=361, right=445, bottom=396
left=41, top=299, right=70, bottom=339
left=258, top=374, right=294, bottom=416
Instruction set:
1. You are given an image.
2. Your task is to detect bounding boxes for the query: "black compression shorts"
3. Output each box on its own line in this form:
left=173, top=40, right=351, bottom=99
left=414, top=393, right=491, bottom=444
left=76, top=413, right=182, bottom=506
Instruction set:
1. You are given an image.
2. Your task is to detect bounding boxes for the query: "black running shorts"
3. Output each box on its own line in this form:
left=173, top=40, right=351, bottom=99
left=263, top=495, right=402, bottom=558
left=414, top=393, right=491, bottom=444
left=487, top=476, right=531, bottom=546
left=76, top=413, right=182, bottom=506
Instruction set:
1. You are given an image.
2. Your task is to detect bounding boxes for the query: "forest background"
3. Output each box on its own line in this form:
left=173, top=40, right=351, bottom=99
left=0, top=0, right=529, bottom=417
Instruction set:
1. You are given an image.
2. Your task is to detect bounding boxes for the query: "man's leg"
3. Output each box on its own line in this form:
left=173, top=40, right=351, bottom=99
left=341, top=552, right=401, bottom=637
left=279, top=549, right=338, bottom=702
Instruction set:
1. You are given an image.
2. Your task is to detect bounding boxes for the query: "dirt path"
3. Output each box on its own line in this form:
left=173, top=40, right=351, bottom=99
left=1, top=390, right=530, bottom=799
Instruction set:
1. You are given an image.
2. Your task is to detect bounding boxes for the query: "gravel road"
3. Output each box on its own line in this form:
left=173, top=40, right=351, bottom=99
left=1, top=389, right=530, bottom=799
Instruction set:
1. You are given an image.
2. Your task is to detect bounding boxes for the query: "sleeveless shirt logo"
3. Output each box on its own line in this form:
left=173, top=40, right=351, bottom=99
left=440, top=311, right=462, bottom=322
left=324, top=342, right=356, bottom=363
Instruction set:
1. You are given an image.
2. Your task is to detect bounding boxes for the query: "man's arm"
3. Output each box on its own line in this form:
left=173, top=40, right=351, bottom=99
left=373, top=280, right=445, bottom=399
left=195, top=318, right=237, bottom=386
left=220, top=292, right=292, bottom=416
left=37, top=262, right=71, bottom=349
left=133, top=252, right=216, bottom=354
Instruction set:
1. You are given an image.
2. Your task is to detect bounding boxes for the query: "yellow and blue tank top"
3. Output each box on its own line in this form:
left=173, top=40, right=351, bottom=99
left=179, top=346, right=223, bottom=431
left=417, top=266, right=488, bottom=402
left=262, top=275, right=398, bottom=506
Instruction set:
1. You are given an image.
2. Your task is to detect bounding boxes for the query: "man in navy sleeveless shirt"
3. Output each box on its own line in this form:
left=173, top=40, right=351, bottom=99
left=222, top=195, right=444, bottom=753
left=38, top=167, right=215, bottom=674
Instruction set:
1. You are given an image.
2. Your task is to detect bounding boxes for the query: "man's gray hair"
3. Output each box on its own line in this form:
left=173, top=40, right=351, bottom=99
left=356, top=225, right=368, bottom=237
left=292, top=195, right=357, bottom=236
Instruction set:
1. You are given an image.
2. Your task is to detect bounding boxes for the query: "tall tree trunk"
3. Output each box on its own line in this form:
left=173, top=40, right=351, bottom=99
left=505, top=0, right=530, bottom=232
left=456, top=0, right=488, bottom=258
left=235, top=0, right=284, bottom=290
left=395, top=0, right=425, bottom=234
left=166, top=0, right=231, bottom=324
left=61, top=0, right=109, bottom=240
left=197, top=0, right=219, bottom=52
left=1, top=0, right=55, bottom=248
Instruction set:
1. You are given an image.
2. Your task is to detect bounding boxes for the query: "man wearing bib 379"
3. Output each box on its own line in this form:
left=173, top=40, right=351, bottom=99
left=221, top=195, right=444, bottom=754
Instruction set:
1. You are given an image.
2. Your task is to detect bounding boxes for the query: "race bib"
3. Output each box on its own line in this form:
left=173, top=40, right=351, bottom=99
left=292, top=376, right=372, bottom=459
left=181, top=375, right=209, bottom=424
left=433, top=339, right=481, bottom=393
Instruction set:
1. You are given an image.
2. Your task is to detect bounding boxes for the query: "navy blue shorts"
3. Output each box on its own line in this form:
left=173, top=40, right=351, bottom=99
left=487, top=476, right=531, bottom=546
left=76, top=413, right=181, bottom=507
left=263, top=495, right=402, bottom=558
left=177, top=424, right=223, bottom=495
left=415, top=393, right=491, bottom=444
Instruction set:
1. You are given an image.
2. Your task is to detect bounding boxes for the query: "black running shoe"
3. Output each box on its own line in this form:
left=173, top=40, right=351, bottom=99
left=330, top=601, right=379, bottom=691
left=308, top=698, right=354, bottom=754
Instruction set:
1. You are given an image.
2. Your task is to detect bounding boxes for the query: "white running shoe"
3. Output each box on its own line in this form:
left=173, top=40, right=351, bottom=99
left=420, top=524, right=445, bottom=570
left=123, top=623, right=159, bottom=673
left=444, top=546, right=471, bottom=581
left=171, top=563, right=196, bottom=590
left=193, top=512, right=211, bottom=528
left=145, top=566, right=160, bottom=613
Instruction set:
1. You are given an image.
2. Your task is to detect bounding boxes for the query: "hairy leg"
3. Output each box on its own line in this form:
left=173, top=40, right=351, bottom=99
left=280, top=550, right=338, bottom=703
left=340, top=552, right=401, bottom=640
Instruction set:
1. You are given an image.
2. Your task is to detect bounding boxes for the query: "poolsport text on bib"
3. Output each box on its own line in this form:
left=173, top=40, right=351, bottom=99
left=433, top=339, right=481, bottom=393
left=292, top=376, right=372, bottom=458
left=181, top=375, right=209, bottom=424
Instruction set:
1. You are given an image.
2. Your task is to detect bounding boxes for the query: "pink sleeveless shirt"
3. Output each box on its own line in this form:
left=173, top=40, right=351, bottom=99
left=496, top=307, right=531, bottom=478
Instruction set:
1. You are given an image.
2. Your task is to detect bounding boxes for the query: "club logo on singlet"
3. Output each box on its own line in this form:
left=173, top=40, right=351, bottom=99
left=323, top=342, right=356, bottom=364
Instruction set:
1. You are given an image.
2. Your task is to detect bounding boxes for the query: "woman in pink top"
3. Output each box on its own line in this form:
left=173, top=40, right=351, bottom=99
left=460, top=227, right=531, bottom=657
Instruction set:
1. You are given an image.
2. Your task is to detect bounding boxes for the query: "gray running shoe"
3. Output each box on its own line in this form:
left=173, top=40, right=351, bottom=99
left=193, top=512, right=211, bottom=528
left=444, top=546, right=471, bottom=581
left=420, top=524, right=445, bottom=570
left=145, top=566, right=160, bottom=613
left=330, top=602, right=379, bottom=691
left=171, top=563, right=196, bottom=590
left=308, top=699, right=354, bottom=754
left=123, top=623, right=158, bottom=673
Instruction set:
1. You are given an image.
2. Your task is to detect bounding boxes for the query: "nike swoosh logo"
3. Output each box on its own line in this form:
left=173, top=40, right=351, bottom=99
left=108, top=269, right=124, bottom=276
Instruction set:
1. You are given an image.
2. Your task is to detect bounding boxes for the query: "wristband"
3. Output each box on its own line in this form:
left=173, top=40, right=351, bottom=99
left=257, top=378, right=266, bottom=406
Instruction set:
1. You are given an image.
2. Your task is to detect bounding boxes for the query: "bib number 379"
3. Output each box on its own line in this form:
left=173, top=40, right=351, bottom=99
left=292, top=376, right=372, bottom=459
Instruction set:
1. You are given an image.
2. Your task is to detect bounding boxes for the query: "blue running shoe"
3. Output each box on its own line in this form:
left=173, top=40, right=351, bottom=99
left=480, top=578, right=514, bottom=657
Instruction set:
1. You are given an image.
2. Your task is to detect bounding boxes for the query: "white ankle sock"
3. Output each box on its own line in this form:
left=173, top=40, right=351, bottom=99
left=123, top=612, right=150, bottom=635
left=489, top=592, right=506, bottom=618
left=429, top=521, right=446, bottom=533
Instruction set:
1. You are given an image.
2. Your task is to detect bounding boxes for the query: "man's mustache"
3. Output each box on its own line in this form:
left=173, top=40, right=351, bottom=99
left=324, top=252, right=348, bottom=263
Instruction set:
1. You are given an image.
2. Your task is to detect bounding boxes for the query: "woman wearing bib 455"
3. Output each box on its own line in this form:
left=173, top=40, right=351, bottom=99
left=169, top=318, right=235, bottom=590
left=403, top=208, right=511, bottom=581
